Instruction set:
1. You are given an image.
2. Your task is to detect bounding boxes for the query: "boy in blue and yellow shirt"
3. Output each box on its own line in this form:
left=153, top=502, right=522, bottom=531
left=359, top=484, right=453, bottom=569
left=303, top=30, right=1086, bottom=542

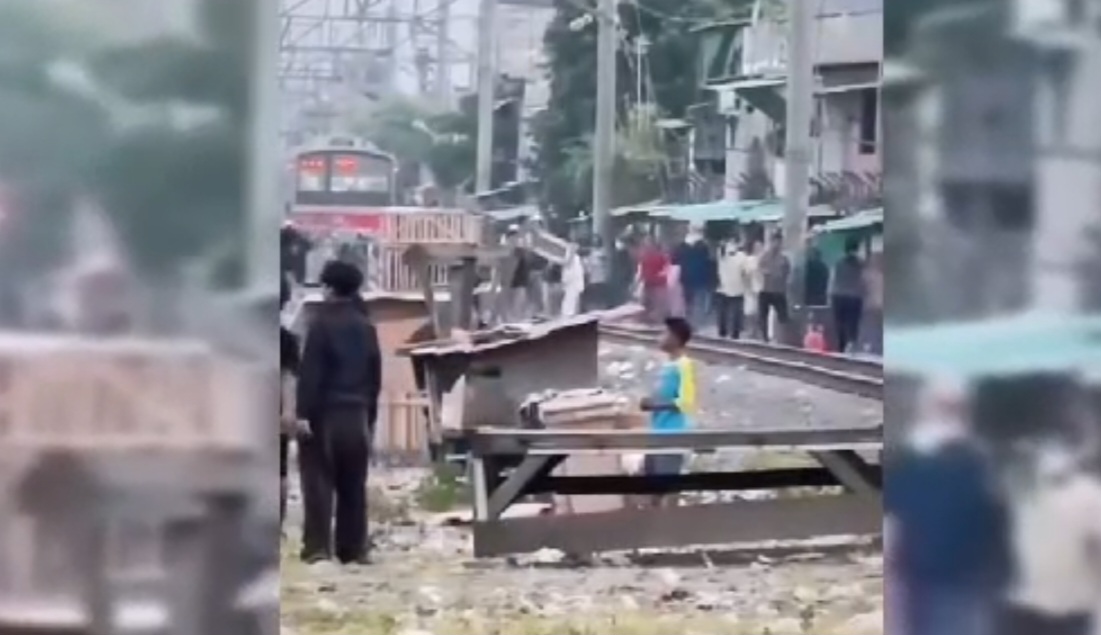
left=640, top=317, right=696, bottom=491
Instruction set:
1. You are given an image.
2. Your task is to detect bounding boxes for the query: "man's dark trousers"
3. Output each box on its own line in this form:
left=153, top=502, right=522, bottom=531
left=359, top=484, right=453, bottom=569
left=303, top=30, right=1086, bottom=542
left=298, top=406, right=371, bottom=563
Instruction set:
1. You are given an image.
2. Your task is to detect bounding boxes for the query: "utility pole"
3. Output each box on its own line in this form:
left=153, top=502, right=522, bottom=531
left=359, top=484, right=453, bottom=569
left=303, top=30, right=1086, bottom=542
left=249, top=0, right=280, bottom=289
left=593, top=0, right=617, bottom=257
left=781, top=0, right=814, bottom=312
left=475, top=0, right=498, bottom=195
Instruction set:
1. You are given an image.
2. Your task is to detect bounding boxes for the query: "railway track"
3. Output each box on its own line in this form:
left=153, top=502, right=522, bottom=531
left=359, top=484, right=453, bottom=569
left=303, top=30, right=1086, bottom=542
left=599, top=323, right=883, bottom=400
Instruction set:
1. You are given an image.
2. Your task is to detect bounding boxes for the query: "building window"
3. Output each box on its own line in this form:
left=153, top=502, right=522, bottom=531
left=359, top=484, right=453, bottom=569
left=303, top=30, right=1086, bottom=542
left=859, top=88, right=877, bottom=155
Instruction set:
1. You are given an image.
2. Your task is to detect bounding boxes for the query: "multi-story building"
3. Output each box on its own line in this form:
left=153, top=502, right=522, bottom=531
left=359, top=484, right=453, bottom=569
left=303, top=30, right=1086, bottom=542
left=695, top=0, right=883, bottom=209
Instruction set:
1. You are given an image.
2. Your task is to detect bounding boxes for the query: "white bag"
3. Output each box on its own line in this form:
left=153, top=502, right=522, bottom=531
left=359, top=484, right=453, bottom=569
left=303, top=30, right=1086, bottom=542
left=620, top=452, right=645, bottom=475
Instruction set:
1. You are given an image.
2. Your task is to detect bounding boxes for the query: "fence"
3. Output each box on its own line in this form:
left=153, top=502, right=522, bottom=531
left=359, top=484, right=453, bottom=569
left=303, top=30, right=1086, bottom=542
left=379, top=211, right=483, bottom=244
left=368, top=246, right=450, bottom=294
left=372, top=391, right=432, bottom=466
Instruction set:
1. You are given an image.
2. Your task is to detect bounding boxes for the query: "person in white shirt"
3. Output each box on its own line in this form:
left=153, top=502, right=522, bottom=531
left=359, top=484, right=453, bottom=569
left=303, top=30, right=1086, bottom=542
left=999, top=441, right=1101, bottom=635
left=582, top=241, right=608, bottom=310
left=715, top=234, right=751, bottom=339
left=742, top=240, right=764, bottom=339
left=560, top=246, right=587, bottom=317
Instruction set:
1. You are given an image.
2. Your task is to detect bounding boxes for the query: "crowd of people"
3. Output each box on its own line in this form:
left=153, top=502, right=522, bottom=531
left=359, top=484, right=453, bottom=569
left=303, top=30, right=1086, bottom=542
left=887, top=378, right=1101, bottom=635
left=626, top=227, right=881, bottom=352
left=484, top=222, right=882, bottom=353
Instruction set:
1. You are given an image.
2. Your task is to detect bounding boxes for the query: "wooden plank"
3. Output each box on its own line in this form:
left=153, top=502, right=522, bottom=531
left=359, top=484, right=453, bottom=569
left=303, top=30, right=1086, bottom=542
left=469, top=427, right=883, bottom=455
left=809, top=449, right=881, bottom=498
left=472, top=495, right=882, bottom=557
left=528, top=466, right=865, bottom=496
left=485, top=455, right=563, bottom=520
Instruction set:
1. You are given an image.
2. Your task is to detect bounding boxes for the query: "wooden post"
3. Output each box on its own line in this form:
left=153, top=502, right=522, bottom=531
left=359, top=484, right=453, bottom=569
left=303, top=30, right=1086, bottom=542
left=449, top=257, right=478, bottom=331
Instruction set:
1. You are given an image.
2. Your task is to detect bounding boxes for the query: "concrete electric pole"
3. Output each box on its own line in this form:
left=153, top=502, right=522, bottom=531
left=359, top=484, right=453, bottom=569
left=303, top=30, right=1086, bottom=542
left=250, top=0, right=280, bottom=290
left=593, top=0, right=617, bottom=256
left=781, top=0, right=815, bottom=287
left=475, top=0, right=498, bottom=194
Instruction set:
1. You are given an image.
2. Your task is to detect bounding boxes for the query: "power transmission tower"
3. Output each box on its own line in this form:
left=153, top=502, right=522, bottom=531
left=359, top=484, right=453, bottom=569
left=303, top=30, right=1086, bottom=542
left=278, top=0, right=401, bottom=144
left=436, top=0, right=452, bottom=106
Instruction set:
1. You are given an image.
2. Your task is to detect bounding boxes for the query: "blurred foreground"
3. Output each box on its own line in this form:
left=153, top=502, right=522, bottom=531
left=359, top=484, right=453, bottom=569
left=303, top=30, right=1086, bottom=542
left=0, top=0, right=278, bottom=633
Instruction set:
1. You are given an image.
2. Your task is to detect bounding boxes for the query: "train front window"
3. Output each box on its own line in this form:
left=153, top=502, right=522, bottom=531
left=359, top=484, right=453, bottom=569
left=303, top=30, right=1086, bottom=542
left=330, top=154, right=390, bottom=193
left=331, top=174, right=389, bottom=192
left=297, top=155, right=326, bottom=192
left=298, top=172, right=325, bottom=191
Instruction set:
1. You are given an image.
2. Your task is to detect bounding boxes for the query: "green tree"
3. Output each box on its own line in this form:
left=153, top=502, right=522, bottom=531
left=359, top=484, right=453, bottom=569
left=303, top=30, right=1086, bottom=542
left=534, top=0, right=721, bottom=220
left=533, top=0, right=784, bottom=219
left=0, top=2, right=111, bottom=275
left=350, top=95, right=476, bottom=205
left=86, top=0, right=249, bottom=281
left=0, top=0, right=250, bottom=289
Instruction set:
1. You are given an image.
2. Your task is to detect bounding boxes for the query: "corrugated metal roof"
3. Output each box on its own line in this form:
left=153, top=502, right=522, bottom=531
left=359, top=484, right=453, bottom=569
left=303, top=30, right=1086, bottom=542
left=406, top=305, right=641, bottom=358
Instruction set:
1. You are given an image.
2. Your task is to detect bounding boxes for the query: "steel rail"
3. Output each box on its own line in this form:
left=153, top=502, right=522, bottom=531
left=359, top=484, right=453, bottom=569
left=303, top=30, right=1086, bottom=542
left=599, top=323, right=883, bottom=400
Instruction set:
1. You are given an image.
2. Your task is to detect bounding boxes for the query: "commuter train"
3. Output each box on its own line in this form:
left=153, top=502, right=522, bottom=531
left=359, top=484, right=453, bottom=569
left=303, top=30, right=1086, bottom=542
left=289, top=137, right=398, bottom=232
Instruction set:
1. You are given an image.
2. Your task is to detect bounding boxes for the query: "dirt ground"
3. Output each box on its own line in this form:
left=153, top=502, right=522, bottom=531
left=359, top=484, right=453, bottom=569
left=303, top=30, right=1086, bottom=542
left=280, top=469, right=883, bottom=635
left=279, top=343, right=884, bottom=635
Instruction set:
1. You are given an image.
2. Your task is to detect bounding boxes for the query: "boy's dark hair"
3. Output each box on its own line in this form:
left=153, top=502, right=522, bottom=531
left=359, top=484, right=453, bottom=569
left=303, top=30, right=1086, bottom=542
left=319, top=260, right=364, bottom=298
left=664, top=317, right=693, bottom=347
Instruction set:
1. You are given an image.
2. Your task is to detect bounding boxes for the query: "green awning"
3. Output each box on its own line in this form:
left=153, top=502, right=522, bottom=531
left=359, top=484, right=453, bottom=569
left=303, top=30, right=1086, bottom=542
left=886, top=313, right=1101, bottom=379
left=652, top=199, right=836, bottom=224
left=610, top=200, right=671, bottom=217
left=655, top=199, right=777, bottom=223
left=816, top=208, right=883, bottom=233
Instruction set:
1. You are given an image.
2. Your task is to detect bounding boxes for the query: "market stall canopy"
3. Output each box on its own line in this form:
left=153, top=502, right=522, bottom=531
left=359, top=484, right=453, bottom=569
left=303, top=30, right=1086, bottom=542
left=649, top=199, right=837, bottom=224
left=816, top=208, right=883, bottom=233
left=609, top=200, right=670, bottom=217
left=480, top=205, right=541, bottom=223
left=886, top=312, right=1101, bottom=379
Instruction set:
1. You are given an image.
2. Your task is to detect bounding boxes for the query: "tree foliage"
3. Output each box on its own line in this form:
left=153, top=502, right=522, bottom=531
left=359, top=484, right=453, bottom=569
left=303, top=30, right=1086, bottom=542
left=350, top=95, right=477, bottom=203
left=534, top=0, right=729, bottom=220
left=0, top=0, right=249, bottom=285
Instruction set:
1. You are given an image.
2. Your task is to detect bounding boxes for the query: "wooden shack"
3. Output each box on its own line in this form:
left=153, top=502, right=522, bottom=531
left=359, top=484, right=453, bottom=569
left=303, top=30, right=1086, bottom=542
left=362, top=295, right=436, bottom=465
left=0, top=333, right=261, bottom=633
left=406, top=306, right=641, bottom=441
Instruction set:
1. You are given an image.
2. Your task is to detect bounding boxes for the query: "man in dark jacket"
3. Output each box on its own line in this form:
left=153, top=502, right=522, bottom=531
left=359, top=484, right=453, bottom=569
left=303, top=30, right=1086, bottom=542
left=672, top=232, right=716, bottom=329
left=802, top=246, right=830, bottom=307
left=296, top=260, right=382, bottom=564
left=830, top=238, right=866, bottom=353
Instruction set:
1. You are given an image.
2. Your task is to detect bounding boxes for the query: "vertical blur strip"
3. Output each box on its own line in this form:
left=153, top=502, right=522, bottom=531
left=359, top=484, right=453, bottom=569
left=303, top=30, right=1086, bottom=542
left=0, top=0, right=279, bottom=634
left=885, top=1, right=1101, bottom=635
